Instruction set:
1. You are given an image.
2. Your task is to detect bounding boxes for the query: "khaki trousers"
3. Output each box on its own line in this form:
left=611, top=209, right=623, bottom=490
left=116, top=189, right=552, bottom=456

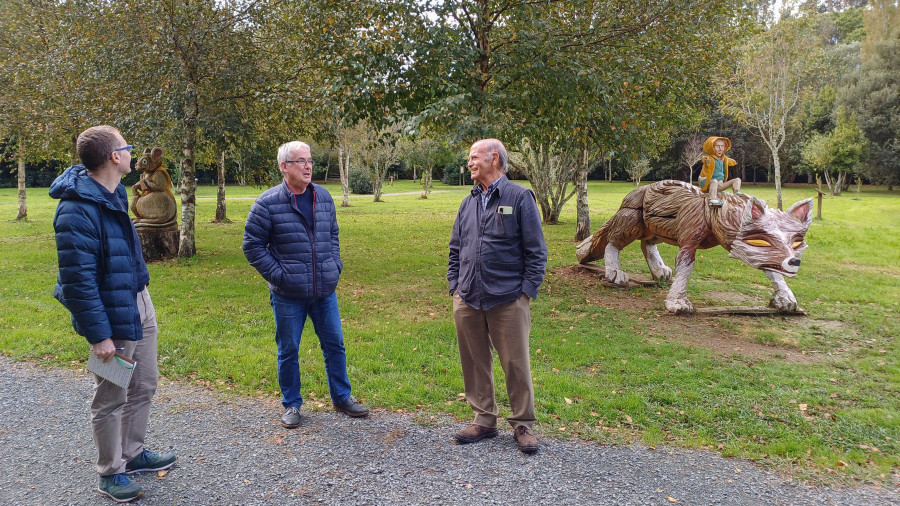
left=453, top=292, right=535, bottom=430
left=91, top=287, right=159, bottom=476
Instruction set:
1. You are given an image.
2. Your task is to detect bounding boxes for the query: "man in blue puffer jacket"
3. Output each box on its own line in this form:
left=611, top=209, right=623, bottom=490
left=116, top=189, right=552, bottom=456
left=51, top=125, right=175, bottom=503
left=243, top=140, right=369, bottom=429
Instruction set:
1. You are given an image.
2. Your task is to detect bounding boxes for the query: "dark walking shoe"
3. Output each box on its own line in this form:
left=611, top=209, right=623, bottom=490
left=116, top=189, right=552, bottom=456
left=333, top=395, right=370, bottom=417
left=281, top=406, right=303, bottom=428
left=454, top=424, right=498, bottom=444
left=514, top=425, right=539, bottom=454
left=125, top=448, right=176, bottom=474
left=98, top=473, right=143, bottom=503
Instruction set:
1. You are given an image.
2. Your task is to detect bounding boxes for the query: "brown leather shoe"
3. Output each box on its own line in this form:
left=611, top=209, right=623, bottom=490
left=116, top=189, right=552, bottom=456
left=514, top=425, right=538, bottom=454
left=454, top=424, right=498, bottom=444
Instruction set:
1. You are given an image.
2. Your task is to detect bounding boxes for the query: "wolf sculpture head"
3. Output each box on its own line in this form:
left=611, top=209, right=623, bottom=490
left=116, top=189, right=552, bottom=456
left=727, top=196, right=813, bottom=278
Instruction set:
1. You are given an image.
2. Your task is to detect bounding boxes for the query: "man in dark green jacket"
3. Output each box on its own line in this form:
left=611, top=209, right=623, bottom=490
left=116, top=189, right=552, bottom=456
left=51, top=125, right=175, bottom=503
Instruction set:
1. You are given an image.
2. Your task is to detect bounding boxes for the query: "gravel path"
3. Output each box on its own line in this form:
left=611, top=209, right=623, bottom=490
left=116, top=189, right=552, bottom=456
left=2, top=357, right=897, bottom=505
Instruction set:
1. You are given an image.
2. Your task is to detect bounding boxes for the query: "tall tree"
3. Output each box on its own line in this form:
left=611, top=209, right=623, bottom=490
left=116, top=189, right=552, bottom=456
left=838, top=0, right=900, bottom=188
left=721, top=16, right=821, bottom=209
left=413, top=0, right=743, bottom=232
left=0, top=0, right=107, bottom=218
left=801, top=109, right=869, bottom=195
left=679, top=135, right=705, bottom=183
left=86, top=0, right=280, bottom=257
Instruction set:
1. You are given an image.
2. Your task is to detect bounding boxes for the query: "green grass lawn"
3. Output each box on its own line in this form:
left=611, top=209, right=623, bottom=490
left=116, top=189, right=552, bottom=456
left=1, top=179, right=898, bottom=485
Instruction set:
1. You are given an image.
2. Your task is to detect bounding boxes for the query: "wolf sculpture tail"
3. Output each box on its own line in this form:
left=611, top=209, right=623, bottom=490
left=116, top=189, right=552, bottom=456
left=576, top=184, right=650, bottom=264
left=576, top=221, right=611, bottom=264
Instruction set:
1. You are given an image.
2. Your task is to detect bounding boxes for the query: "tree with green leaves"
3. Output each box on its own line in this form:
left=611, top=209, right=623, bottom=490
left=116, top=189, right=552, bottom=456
left=359, top=123, right=403, bottom=203
left=410, top=0, right=743, bottom=232
left=838, top=0, right=900, bottom=189
left=721, top=16, right=822, bottom=210
left=0, top=0, right=106, bottom=219
left=91, top=0, right=280, bottom=257
left=801, top=109, right=868, bottom=195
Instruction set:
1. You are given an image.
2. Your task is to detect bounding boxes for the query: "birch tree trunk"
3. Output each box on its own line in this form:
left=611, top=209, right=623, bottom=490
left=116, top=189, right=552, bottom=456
left=421, top=166, right=433, bottom=199
left=214, top=150, right=227, bottom=222
left=69, top=130, right=79, bottom=165
left=771, top=151, right=784, bottom=210
left=338, top=141, right=351, bottom=207
left=574, top=147, right=591, bottom=241
left=16, top=137, right=26, bottom=220
left=178, top=85, right=198, bottom=258
left=372, top=162, right=387, bottom=202
left=823, top=170, right=835, bottom=195
left=511, top=141, right=577, bottom=224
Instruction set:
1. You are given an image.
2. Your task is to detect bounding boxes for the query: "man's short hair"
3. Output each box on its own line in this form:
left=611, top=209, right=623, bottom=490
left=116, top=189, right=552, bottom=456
left=476, top=138, right=508, bottom=173
left=77, top=125, right=121, bottom=172
left=277, top=141, right=311, bottom=165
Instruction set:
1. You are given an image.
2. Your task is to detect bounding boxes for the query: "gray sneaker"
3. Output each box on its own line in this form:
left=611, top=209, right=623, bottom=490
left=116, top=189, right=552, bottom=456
left=98, top=473, right=143, bottom=503
left=125, top=448, right=176, bottom=474
left=281, top=406, right=303, bottom=428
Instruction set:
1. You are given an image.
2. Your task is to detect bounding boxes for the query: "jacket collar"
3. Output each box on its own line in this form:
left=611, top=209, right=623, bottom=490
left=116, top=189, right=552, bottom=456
left=470, top=174, right=509, bottom=198
left=49, top=164, right=128, bottom=213
left=280, top=180, right=318, bottom=199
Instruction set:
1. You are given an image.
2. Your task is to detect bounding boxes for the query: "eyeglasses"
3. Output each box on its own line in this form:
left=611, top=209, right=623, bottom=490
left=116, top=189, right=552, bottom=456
left=284, top=158, right=314, bottom=167
left=114, top=145, right=134, bottom=154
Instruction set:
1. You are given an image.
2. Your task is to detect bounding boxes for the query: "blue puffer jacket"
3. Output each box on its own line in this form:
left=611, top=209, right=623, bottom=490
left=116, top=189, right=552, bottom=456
left=243, top=182, right=343, bottom=300
left=50, top=165, right=151, bottom=344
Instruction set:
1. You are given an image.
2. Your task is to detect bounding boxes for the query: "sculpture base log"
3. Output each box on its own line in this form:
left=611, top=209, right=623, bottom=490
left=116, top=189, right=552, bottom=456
left=690, top=306, right=807, bottom=317
left=136, top=228, right=179, bottom=262
left=573, top=263, right=659, bottom=287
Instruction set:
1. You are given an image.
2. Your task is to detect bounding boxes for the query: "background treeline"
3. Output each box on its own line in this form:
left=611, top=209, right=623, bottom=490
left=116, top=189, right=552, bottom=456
left=2, top=0, right=897, bottom=249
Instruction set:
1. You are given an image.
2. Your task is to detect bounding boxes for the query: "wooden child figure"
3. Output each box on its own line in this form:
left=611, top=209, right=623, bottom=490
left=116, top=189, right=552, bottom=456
left=698, top=136, right=741, bottom=207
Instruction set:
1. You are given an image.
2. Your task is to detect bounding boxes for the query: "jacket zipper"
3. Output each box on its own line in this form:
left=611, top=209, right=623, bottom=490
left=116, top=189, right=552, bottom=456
left=311, top=189, right=317, bottom=299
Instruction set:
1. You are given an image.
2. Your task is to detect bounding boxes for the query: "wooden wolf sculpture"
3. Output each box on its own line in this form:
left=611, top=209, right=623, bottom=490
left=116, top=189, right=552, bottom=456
left=576, top=180, right=813, bottom=314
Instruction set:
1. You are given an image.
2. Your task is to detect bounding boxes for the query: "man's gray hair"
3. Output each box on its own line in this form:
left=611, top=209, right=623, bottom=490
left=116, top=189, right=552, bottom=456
left=277, top=141, right=311, bottom=165
left=476, top=138, right=508, bottom=173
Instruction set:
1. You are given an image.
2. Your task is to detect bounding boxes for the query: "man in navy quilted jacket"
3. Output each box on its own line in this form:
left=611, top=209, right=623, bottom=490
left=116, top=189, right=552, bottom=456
left=243, top=141, right=369, bottom=428
left=51, top=125, right=175, bottom=503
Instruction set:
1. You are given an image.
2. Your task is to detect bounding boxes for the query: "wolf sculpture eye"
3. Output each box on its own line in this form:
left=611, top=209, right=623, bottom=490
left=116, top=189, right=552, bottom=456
left=792, top=241, right=803, bottom=249
left=745, top=239, right=772, bottom=247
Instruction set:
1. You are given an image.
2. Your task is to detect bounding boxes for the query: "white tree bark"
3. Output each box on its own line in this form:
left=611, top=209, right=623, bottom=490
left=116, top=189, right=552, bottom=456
left=16, top=136, right=26, bottom=221
left=214, top=150, right=227, bottom=222
left=574, top=146, right=591, bottom=241
left=510, top=140, right=578, bottom=224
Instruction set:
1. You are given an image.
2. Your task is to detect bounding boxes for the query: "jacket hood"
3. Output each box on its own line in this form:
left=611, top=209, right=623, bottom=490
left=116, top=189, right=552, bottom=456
left=49, top=165, right=127, bottom=213
left=703, top=136, right=732, bottom=156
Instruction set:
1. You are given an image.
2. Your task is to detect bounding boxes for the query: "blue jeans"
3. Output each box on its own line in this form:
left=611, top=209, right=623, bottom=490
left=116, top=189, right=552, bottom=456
left=270, top=291, right=352, bottom=408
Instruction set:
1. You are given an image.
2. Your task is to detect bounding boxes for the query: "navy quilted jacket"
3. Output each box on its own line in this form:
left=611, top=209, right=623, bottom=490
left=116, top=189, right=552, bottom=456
left=243, top=182, right=343, bottom=300
left=50, top=165, right=151, bottom=344
left=448, top=175, right=547, bottom=310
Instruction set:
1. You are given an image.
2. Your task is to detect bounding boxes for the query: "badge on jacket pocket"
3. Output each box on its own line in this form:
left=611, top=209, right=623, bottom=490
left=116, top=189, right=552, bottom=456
left=497, top=206, right=513, bottom=215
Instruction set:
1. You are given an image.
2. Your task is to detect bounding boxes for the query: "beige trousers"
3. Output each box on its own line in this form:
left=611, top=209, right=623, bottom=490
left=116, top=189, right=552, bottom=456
left=453, top=292, right=535, bottom=430
left=91, top=287, right=159, bottom=476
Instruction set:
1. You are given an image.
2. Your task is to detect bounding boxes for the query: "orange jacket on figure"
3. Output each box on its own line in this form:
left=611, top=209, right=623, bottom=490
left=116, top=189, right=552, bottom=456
left=697, top=136, right=737, bottom=192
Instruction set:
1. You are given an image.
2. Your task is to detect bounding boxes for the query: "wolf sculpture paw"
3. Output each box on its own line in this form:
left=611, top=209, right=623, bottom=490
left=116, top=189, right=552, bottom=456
left=769, top=289, right=798, bottom=312
left=605, top=268, right=629, bottom=286
left=665, top=297, right=695, bottom=314
left=652, top=265, right=672, bottom=284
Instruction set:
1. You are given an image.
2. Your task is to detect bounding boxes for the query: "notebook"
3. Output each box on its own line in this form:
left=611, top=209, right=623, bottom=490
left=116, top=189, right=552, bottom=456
left=87, top=352, right=136, bottom=389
